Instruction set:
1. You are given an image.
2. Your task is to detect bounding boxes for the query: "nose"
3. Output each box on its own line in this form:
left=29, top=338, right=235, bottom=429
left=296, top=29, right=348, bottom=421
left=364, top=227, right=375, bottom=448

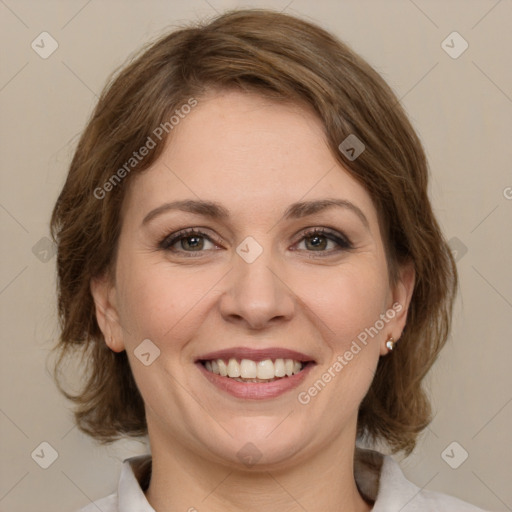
left=218, top=248, right=295, bottom=330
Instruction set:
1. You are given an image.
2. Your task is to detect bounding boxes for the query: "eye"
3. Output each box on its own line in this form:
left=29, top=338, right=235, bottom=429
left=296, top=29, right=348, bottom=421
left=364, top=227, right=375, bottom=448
left=159, top=228, right=219, bottom=255
left=159, top=226, right=353, bottom=258
left=294, top=228, right=353, bottom=255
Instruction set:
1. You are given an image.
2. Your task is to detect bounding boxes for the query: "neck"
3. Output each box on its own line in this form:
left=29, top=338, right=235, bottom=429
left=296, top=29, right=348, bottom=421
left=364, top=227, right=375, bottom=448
left=144, top=423, right=373, bottom=512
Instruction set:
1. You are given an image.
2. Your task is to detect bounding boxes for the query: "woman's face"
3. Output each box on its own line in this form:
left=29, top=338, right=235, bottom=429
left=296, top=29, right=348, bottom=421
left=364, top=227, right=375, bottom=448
left=92, top=89, right=413, bottom=469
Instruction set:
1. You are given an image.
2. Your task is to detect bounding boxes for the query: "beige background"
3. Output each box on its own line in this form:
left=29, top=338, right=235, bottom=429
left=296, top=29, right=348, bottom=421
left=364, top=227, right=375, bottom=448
left=1, top=0, right=511, bottom=511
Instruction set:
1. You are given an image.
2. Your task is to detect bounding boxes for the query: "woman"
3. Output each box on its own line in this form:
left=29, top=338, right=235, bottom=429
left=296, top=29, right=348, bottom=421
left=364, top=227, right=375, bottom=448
left=51, top=9, right=489, bottom=511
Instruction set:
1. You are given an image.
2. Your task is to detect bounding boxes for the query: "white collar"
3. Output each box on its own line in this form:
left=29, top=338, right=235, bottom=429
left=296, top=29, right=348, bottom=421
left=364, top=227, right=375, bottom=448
left=86, top=447, right=484, bottom=511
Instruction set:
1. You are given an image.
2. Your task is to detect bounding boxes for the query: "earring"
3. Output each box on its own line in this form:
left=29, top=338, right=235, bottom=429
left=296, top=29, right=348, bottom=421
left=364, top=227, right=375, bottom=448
left=385, top=336, right=395, bottom=351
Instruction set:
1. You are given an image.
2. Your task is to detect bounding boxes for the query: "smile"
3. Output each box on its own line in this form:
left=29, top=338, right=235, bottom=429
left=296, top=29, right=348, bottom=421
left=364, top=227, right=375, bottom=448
left=201, top=357, right=305, bottom=382
left=195, top=347, right=316, bottom=400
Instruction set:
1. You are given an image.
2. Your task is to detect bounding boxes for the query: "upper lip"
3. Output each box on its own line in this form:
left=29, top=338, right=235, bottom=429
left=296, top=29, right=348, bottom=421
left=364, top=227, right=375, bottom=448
left=196, top=347, right=316, bottom=363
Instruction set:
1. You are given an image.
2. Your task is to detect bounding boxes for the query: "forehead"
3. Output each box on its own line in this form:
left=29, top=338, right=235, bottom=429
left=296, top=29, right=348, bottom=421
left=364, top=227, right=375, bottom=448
left=122, top=90, right=377, bottom=226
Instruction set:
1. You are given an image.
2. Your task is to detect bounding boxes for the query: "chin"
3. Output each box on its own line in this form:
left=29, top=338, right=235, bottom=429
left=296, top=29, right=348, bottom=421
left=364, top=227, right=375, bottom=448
left=196, top=421, right=311, bottom=470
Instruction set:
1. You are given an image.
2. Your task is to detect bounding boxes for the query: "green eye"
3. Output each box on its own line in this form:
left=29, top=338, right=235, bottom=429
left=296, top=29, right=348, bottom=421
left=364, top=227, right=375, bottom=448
left=160, top=229, right=216, bottom=253
left=159, top=227, right=353, bottom=258
left=296, top=228, right=353, bottom=253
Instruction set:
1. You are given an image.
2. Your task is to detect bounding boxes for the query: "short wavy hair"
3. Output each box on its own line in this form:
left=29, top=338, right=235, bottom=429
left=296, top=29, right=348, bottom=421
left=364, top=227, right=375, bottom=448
left=50, top=8, right=457, bottom=456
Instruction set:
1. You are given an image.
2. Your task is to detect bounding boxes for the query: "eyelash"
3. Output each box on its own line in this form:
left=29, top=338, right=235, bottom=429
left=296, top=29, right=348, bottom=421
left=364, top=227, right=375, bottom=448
left=158, top=227, right=353, bottom=257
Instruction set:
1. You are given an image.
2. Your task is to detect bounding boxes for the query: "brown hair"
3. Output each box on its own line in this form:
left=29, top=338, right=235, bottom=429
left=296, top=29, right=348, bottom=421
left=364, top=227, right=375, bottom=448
left=50, top=8, right=457, bottom=456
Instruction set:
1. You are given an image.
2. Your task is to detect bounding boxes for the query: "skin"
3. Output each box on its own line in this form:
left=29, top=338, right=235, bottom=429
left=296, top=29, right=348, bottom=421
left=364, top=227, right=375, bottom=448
left=91, top=89, right=415, bottom=512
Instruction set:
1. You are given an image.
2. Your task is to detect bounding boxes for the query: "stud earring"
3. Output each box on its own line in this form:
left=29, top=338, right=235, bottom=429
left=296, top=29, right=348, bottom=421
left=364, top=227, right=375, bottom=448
left=385, top=336, right=395, bottom=351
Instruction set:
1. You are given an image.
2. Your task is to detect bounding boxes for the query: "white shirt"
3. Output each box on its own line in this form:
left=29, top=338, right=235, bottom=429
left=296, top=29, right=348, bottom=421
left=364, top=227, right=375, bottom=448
left=77, top=447, right=489, bottom=511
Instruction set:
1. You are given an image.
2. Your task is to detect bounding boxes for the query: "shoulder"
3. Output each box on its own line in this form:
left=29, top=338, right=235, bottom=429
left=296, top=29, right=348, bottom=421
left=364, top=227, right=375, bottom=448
left=355, top=447, right=490, bottom=511
left=409, top=486, right=491, bottom=511
left=75, top=493, right=117, bottom=512
left=377, top=452, right=491, bottom=511
left=73, top=454, right=152, bottom=512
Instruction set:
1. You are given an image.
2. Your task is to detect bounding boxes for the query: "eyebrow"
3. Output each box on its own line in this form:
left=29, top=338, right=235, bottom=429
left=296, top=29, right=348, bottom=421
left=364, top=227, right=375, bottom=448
left=142, top=198, right=370, bottom=230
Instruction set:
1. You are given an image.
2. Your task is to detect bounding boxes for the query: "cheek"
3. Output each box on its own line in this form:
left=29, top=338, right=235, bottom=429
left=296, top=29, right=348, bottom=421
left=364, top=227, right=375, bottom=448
left=296, top=260, right=389, bottom=347
left=294, top=264, right=387, bottom=416
left=115, top=253, right=218, bottom=345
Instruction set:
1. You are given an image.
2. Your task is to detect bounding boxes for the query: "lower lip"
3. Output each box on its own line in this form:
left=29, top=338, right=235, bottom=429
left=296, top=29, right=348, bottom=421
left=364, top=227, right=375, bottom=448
left=196, top=362, right=315, bottom=400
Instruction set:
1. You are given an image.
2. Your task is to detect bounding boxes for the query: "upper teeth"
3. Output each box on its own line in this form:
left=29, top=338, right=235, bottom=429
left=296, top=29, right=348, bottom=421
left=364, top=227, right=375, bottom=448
left=204, top=358, right=303, bottom=379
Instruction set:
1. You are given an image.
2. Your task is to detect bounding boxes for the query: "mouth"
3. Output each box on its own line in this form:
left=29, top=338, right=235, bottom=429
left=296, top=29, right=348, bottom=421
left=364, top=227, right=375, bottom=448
left=198, top=358, right=314, bottom=383
left=195, top=347, right=316, bottom=399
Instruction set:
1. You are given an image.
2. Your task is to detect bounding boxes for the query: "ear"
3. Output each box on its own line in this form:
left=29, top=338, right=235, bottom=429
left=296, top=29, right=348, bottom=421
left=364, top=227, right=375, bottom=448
left=90, top=274, right=126, bottom=353
left=380, top=260, right=416, bottom=356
